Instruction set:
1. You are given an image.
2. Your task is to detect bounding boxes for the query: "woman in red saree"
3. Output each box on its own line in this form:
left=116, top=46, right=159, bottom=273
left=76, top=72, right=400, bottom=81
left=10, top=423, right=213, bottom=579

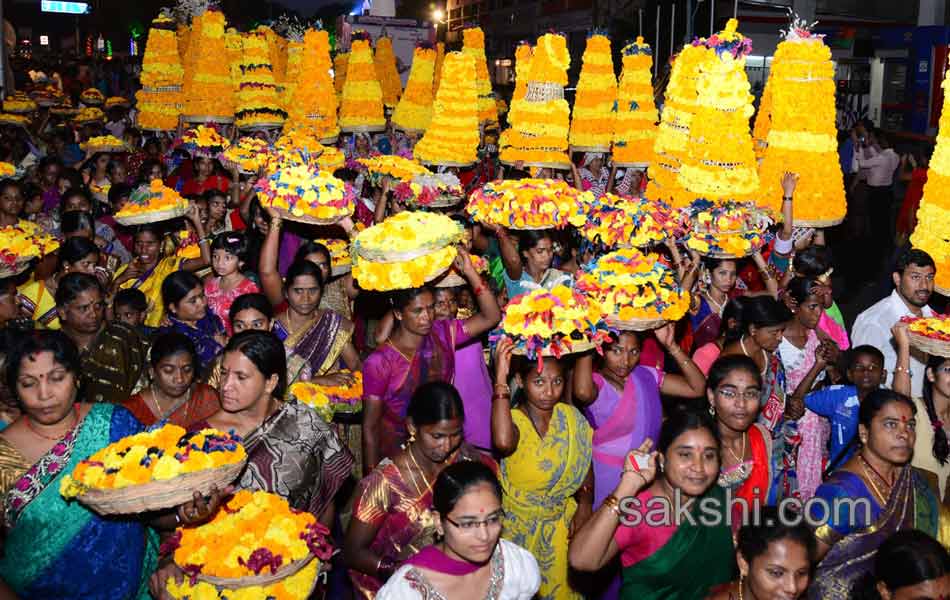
left=707, top=355, right=772, bottom=525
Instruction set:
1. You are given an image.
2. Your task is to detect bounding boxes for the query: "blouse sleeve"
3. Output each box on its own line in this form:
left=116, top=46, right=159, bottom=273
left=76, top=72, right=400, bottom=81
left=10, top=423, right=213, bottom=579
left=501, top=539, right=542, bottom=599
left=362, top=352, right=390, bottom=400
left=352, top=468, right=393, bottom=527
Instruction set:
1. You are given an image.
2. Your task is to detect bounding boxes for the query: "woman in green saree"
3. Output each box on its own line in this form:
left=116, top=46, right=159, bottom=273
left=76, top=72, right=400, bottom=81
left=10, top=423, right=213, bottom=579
left=807, top=389, right=950, bottom=599
left=568, top=410, right=736, bottom=600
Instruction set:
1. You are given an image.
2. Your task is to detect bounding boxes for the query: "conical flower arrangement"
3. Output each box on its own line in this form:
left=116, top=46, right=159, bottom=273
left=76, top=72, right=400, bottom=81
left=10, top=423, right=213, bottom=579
left=612, top=37, right=658, bottom=168
left=282, top=37, right=305, bottom=109
left=235, top=30, right=287, bottom=129
left=752, top=71, right=773, bottom=159
left=136, top=12, right=184, bottom=131
left=339, top=35, right=386, bottom=133
left=758, top=20, right=845, bottom=223
left=334, top=52, right=348, bottom=97
left=500, top=33, right=572, bottom=169
left=912, top=76, right=950, bottom=291
left=433, top=42, right=445, bottom=95
left=392, top=44, right=436, bottom=133
left=182, top=10, right=234, bottom=119
left=569, top=33, right=616, bottom=152
left=513, top=42, right=533, bottom=102
left=225, top=28, right=243, bottom=94
left=414, top=52, right=479, bottom=167
left=462, top=27, right=498, bottom=126
left=374, top=36, right=402, bottom=108
left=677, top=19, right=758, bottom=204
left=286, top=29, right=339, bottom=142
left=644, top=43, right=707, bottom=207
left=177, top=23, right=190, bottom=62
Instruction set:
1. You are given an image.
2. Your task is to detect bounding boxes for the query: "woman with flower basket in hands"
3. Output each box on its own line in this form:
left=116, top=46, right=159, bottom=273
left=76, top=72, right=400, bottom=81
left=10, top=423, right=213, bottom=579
left=0, top=331, right=224, bottom=600
left=492, top=336, right=593, bottom=600
left=363, top=249, right=501, bottom=473
left=111, top=205, right=211, bottom=328
left=346, top=382, right=495, bottom=599
left=258, top=205, right=361, bottom=386
left=574, top=324, right=706, bottom=509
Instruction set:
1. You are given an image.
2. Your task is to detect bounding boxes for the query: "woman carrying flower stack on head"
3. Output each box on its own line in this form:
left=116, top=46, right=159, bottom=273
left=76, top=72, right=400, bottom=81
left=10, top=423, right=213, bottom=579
left=346, top=382, right=497, bottom=599
left=491, top=335, right=594, bottom=600
left=258, top=207, right=361, bottom=385
left=568, top=411, right=735, bottom=600
left=376, top=460, right=542, bottom=599
left=362, top=249, right=501, bottom=472
left=122, top=332, right=219, bottom=427
left=110, top=206, right=211, bottom=329
left=494, top=228, right=574, bottom=299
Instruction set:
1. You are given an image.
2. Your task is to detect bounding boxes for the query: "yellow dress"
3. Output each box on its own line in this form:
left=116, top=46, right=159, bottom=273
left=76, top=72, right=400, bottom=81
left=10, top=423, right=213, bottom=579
left=17, top=279, right=60, bottom=329
left=114, top=256, right=185, bottom=328
left=500, top=402, right=593, bottom=600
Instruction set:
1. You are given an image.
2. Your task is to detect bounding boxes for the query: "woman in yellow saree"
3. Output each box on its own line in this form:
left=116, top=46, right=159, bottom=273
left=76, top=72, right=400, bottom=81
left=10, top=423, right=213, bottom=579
left=492, top=338, right=594, bottom=600
left=110, top=208, right=210, bottom=328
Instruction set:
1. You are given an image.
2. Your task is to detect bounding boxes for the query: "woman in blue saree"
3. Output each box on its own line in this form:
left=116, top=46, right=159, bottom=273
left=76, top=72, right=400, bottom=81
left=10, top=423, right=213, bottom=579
left=0, top=331, right=207, bottom=599
left=808, top=389, right=950, bottom=600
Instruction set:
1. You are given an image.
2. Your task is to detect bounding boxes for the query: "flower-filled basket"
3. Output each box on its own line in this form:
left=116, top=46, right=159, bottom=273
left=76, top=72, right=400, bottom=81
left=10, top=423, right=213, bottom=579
left=357, top=155, right=431, bottom=185
left=0, top=221, right=60, bottom=278
left=434, top=254, right=488, bottom=288
left=255, top=161, right=355, bottom=225
left=318, top=238, right=354, bottom=276
left=80, top=135, right=131, bottom=154
left=289, top=372, right=364, bottom=421
left=0, top=113, right=29, bottom=128
left=575, top=248, right=690, bottom=331
left=165, top=490, right=331, bottom=597
left=2, top=98, right=37, bottom=114
left=59, top=424, right=246, bottom=515
left=115, top=179, right=189, bottom=226
left=80, top=88, right=105, bottom=106
left=467, top=178, right=593, bottom=230
left=682, top=199, right=774, bottom=258
left=72, top=107, right=105, bottom=125
left=352, top=211, right=463, bottom=291
left=580, top=195, right=684, bottom=249
left=903, top=315, right=950, bottom=358
left=221, top=137, right=274, bottom=174
left=394, top=172, right=466, bottom=209
left=179, top=125, right=231, bottom=159
left=499, top=285, right=610, bottom=361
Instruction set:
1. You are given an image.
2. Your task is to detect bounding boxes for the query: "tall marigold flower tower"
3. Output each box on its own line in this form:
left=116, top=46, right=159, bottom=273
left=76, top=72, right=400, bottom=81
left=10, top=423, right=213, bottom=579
left=433, top=42, right=445, bottom=95
left=334, top=52, right=349, bottom=98
left=513, top=42, right=533, bottom=102
left=392, top=44, right=437, bottom=134
left=414, top=52, right=479, bottom=167
left=374, top=35, right=402, bottom=109
left=339, top=33, right=386, bottom=133
left=612, top=37, right=658, bottom=168
left=500, top=32, right=572, bottom=169
left=463, top=27, right=497, bottom=126
left=182, top=9, right=234, bottom=119
left=234, top=30, right=286, bottom=129
left=677, top=19, right=759, bottom=204
left=286, top=29, right=339, bottom=142
left=644, top=42, right=708, bottom=207
left=752, top=72, right=773, bottom=159
left=136, top=12, right=184, bottom=131
left=569, top=33, right=616, bottom=152
left=758, top=18, right=845, bottom=224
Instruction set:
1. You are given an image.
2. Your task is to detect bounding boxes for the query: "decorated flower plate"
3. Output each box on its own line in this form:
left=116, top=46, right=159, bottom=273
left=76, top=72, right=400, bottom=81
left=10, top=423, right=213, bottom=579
left=0, top=221, right=60, bottom=278
left=903, top=315, right=950, bottom=358
left=467, top=178, right=594, bottom=230
left=682, top=200, right=774, bottom=258
left=255, top=161, right=355, bottom=225
left=115, top=180, right=189, bottom=226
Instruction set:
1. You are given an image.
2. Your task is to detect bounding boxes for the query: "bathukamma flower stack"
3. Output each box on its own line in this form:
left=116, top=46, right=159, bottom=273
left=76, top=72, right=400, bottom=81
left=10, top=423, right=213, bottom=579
left=569, top=33, right=616, bottom=152
left=467, top=178, right=593, bottom=230
left=374, top=35, right=402, bottom=109
left=339, top=34, right=386, bottom=132
left=0, top=220, right=59, bottom=277
left=286, top=29, right=339, bottom=141
left=392, top=44, right=436, bottom=133
left=182, top=10, right=234, bottom=120
left=612, top=37, right=659, bottom=167
left=413, top=52, right=480, bottom=167
left=234, top=29, right=287, bottom=129
left=462, top=27, right=498, bottom=126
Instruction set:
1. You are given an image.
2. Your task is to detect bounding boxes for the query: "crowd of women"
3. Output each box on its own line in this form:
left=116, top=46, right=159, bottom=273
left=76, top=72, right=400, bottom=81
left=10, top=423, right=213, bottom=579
left=0, top=87, right=949, bottom=600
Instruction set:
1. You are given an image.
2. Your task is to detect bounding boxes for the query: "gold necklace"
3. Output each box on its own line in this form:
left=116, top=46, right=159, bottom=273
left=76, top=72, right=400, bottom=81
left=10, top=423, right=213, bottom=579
left=705, top=291, right=726, bottom=315
left=728, top=432, right=747, bottom=465
left=858, top=454, right=890, bottom=505
left=739, top=337, right=768, bottom=377
left=147, top=386, right=191, bottom=421
left=406, top=445, right=434, bottom=497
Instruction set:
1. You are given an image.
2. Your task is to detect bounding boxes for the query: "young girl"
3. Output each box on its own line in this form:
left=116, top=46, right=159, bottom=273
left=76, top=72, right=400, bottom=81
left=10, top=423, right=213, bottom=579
left=204, top=232, right=259, bottom=334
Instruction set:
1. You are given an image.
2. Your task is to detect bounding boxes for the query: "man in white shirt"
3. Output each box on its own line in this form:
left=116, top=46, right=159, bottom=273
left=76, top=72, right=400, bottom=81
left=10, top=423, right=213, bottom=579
left=852, top=248, right=936, bottom=396
left=854, top=130, right=900, bottom=261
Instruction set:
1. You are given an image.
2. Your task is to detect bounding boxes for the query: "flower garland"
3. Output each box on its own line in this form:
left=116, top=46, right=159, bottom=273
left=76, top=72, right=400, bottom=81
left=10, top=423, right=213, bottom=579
left=613, top=37, right=658, bottom=167
left=462, top=27, right=498, bottom=126
left=182, top=10, right=235, bottom=119
left=339, top=36, right=386, bottom=131
left=569, top=33, right=616, bottom=151
left=59, top=425, right=245, bottom=497
left=575, top=248, right=690, bottom=323
left=677, top=19, right=759, bottom=204
left=757, top=23, right=845, bottom=223
left=500, top=32, right=572, bottom=168
left=168, top=490, right=332, bottom=581
left=499, top=285, right=610, bottom=361
left=286, top=29, right=339, bottom=140
left=374, top=36, right=402, bottom=108
left=289, top=372, right=363, bottom=422
left=579, top=195, right=682, bottom=249
left=116, top=179, right=188, bottom=218
left=414, top=52, right=480, bottom=167
left=255, top=162, right=354, bottom=222
left=392, top=45, right=436, bottom=133
left=0, top=220, right=59, bottom=276
left=467, top=178, right=593, bottom=230
left=682, top=199, right=773, bottom=257
left=644, top=43, right=708, bottom=208
left=234, top=30, right=287, bottom=128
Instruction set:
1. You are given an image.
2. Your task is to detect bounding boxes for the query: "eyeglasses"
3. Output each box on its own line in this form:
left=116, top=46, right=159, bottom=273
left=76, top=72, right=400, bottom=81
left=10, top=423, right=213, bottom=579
left=444, top=512, right=504, bottom=532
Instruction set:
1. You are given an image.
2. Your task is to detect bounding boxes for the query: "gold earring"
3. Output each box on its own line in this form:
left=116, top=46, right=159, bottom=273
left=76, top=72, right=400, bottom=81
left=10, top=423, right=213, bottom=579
left=408, top=430, right=416, bottom=444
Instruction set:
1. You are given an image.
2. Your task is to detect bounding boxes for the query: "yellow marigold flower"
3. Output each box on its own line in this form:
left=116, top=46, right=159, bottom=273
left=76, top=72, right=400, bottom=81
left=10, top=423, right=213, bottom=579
left=414, top=52, right=479, bottom=166
left=392, top=46, right=436, bottom=133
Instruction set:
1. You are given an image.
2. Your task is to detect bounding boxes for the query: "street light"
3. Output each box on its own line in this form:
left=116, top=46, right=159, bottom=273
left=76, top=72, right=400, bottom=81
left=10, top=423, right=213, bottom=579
left=432, top=8, right=444, bottom=22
